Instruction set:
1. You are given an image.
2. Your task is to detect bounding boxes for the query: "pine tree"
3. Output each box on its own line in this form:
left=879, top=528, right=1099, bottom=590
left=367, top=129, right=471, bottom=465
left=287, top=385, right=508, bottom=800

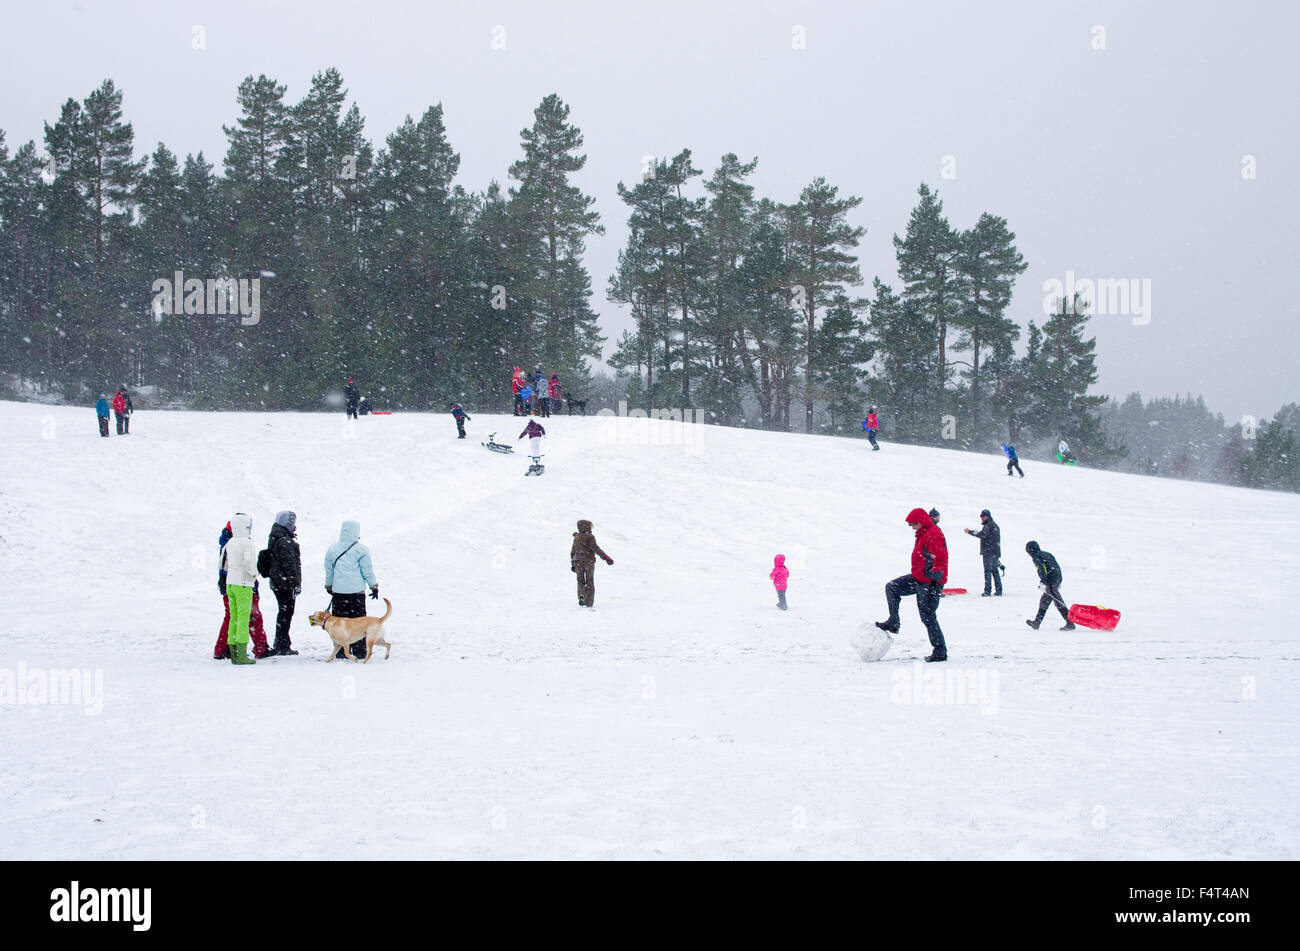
left=1027, top=292, right=1123, bottom=463
left=811, top=292, right=872, bottom=433
left=697, top=154, right=758, bottom=425
left=0, top=136, right=51, bottom=381
left=952, top=212, right=1026, bottom=445
left=785, top=178, right=864, bottom=432
left=738, top=215, right=802, bottom=429
left=507, top=94, right=604, bottom=378
left=893, top=183, right=960, bottom=404
left=866, top=278, right=937, bottom=441
left=367, top=105, right=468, bottom=406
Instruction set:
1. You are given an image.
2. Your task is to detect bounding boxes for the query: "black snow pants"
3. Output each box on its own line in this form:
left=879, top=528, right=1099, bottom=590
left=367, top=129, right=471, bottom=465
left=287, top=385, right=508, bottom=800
left=885, top=574, right=947, bottom=657
left=271, top=584, right=296, bottom=652
left=1034, top=582, right=1069, bottom=624
left=982, top=553, right=1003, bottom=595
left=330, top=592, right=368, bottom=658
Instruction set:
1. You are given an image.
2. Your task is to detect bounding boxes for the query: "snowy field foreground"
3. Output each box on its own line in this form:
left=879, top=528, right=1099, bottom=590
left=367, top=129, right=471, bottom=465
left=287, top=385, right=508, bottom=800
left=1, top=399, right=1297, bottom=860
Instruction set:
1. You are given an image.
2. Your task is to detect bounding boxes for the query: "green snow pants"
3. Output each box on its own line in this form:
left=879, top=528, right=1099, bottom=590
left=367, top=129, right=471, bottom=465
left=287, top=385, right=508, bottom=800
left=226, top=584, right=253, bottom=646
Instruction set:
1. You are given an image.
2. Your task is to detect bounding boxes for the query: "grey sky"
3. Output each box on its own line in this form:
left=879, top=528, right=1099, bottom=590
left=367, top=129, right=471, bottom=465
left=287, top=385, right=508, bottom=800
left=4, top=0, right=1297, bottom=418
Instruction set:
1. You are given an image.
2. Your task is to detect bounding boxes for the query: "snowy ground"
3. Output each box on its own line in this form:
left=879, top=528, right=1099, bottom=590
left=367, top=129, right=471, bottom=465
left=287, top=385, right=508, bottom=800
left=1, top=399, right=1297, bottom=859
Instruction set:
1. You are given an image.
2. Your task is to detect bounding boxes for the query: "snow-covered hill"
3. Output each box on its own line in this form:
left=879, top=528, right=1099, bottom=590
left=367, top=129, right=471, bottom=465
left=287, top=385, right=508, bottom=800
left=1, top=400, right=1296, bottom=858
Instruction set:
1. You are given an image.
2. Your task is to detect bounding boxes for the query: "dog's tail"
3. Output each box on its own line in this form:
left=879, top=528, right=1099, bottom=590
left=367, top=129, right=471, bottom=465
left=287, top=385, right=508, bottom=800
left=378, top=597, right=392, bottom=623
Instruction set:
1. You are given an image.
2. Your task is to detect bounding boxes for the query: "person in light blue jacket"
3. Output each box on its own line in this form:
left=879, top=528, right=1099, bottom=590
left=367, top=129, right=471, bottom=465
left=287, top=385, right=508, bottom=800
left=95, top=394, right=111, bottom=437
left=323, top=520, right=378, bottom=658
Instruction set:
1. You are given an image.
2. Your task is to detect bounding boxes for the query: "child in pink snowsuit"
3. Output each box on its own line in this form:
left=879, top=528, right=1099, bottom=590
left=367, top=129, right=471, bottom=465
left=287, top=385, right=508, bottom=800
left=770, top=554, right=790, bottom=610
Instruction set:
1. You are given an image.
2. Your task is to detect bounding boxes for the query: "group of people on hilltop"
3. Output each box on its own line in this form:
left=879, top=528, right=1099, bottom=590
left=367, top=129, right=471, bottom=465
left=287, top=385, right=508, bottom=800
left=93, top=386, right=133, bottom=437
left=215, top=511, right=380, bottom=664
left=513, top=366, right=562, bottom=417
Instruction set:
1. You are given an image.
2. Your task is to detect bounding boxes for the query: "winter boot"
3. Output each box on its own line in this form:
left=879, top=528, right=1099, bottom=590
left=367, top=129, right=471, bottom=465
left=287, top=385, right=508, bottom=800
left=232, top=642, right=256, bottom=665
left=875, top=620, right=899, bottom=634
left=1060, top=622, right=1076, bottom=631
left=924, top=651, right=947, bottom=663
left=1025, top=619, right=1041, bottom=630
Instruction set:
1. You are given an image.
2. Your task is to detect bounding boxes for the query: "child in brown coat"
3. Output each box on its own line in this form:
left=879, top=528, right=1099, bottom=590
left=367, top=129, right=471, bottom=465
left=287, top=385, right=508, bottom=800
left=570, top=519, right=613, bottom=607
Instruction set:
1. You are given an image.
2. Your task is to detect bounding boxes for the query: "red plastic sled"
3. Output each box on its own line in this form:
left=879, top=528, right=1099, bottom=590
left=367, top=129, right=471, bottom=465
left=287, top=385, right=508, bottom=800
left=1068, top=603, right=1121, bottom=630
left=370, top=411, right=393, bottom=415
left=942, top=587, right=967, bottom=595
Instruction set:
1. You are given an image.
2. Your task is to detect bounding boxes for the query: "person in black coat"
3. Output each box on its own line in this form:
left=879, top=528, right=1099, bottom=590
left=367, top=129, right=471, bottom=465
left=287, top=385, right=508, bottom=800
left=344, top=378, right=359, bottom=419
left=450, top=402, right=471, bottom=438
left=1024, top=540, right=1074, bottom=630
left=266, top=511, right=303, bottom=654
left=964, top=509, right=1003, bottom=596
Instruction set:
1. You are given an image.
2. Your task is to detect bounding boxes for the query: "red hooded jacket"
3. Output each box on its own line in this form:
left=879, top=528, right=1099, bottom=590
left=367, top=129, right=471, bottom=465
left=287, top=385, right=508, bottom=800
left=906, top=507, right=948, bottom=585
left=512, top=368, right=524, bottom=394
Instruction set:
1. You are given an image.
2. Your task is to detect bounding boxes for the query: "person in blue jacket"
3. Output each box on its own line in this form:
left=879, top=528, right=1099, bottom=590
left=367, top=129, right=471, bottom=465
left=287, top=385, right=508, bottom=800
left=324, top=520, right=379, bottom=659
left=95, top=394, right=111, bottom=437
left=519, top=383, right=534, bottom=415
left=1001, top=443, right=1024, bottom=477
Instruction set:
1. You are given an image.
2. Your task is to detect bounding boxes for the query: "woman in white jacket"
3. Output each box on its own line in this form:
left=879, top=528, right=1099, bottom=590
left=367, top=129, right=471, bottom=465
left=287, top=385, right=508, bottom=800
left=221, top=513, right=258, bottom=665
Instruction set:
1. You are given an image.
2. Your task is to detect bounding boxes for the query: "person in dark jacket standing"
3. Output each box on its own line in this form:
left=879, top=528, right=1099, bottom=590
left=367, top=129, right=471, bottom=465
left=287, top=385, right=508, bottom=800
left=345, top=378, right=359, bottom=419
left=570, top=519, right=613, bottom=607
left=964, top=509, right=1003, bottom=596
left=1024, top=540, right=1075, bottom=630
left=876, top=507, right=949, bottom=662
left=265, top=510, right=302, bottom=655
left=95, top=394, right=111, bottom=437
left=450, top=402, right=471, bottom=438
left=1002, top=443, right=1024, bottom=477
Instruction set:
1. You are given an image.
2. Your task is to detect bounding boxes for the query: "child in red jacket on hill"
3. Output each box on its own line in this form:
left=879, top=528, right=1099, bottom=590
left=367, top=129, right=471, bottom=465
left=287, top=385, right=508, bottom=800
left=770, top=554, right=790, bottom=610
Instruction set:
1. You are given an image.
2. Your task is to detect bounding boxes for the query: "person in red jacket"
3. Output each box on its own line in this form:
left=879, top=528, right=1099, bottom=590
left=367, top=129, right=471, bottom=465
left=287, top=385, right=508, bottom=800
left=862, top=407, right=880, bottom=450
left=111, top=388, right=131, bottom=435
left=875, top=507, right=948, bottom=661
left=512, top=367, right=525, bottom=416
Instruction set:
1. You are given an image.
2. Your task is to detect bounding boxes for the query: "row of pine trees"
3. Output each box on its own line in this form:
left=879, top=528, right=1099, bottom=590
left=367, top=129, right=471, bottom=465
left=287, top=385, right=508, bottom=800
left=0, top=73, right=605, bottom=410
left=8, top=68, right=1291, bottom=492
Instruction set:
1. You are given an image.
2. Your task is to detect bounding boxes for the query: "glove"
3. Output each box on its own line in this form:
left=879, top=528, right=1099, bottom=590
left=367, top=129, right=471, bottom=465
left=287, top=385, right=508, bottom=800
left=605, top=557, right=614, bottom=566
left=325, top=585, right=334, bottom=595
left=218, top=578, right=226, bottom=596
left=293, top=585, right=301, bottom=597
left=370, top=586, right=379, bottom=600
left=571, top=563, right=576, bottom=573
